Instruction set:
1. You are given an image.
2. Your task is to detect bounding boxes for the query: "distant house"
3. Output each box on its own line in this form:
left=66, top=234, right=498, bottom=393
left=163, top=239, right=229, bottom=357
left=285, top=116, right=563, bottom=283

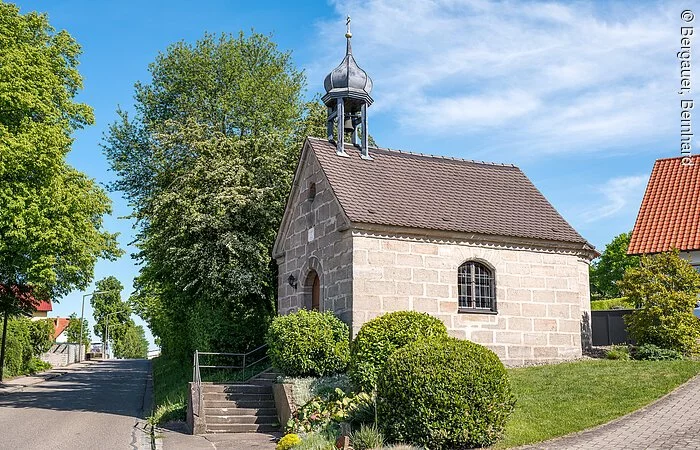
left=52, top=318, right=71, bottom=343
left=273, top=28, right=598, bottom=365
left=628, top=155, right=700, bottom=269
left=31, top=299, right=53, bottom=319
left=29, top=299, right=71, bottom=343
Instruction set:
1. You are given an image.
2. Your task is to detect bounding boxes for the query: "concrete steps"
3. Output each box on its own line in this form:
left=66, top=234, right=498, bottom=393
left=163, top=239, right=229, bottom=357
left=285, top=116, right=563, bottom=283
left=203, top=407, right=277, bottom=416
left=203, top=384, right=272, bottom=394
left=205, top=399, right=276, bottom=409
left=203, top=392, right=274, bottom=401
left=207, top=414, right=279, bottom=424
left=201, top=370, right=281, bottom=434
left=206, top=423, right=280, bottom=433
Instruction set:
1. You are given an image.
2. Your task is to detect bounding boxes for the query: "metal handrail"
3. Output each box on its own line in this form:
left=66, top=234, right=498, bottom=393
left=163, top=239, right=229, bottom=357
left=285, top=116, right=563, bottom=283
left=192, top=344, right=269, bottom=387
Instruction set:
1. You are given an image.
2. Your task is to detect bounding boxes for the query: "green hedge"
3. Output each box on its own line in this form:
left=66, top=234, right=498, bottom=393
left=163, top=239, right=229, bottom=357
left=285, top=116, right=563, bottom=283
left=590, top=297, right=634, bottom=310
left=4, top=318, right=31, bottom=377
left=266, top=310, right=349, bottom=377
left=349, top=311, right=448, bottom=391
left=2, top=316, right=54, bottom=378
left=378, top=337, right=515, bottom=450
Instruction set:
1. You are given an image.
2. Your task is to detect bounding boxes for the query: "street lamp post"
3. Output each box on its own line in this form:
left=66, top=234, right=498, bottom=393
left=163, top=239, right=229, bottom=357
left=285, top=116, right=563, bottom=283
left=104, top=311, right=120, bottom=360
left=79, top=290, right=117, bottom=362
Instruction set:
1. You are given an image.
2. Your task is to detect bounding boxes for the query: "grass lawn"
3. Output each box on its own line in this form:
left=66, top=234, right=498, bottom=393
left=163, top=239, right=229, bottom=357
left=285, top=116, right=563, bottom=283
left=150, top=355, right=190, bottom=425
left=497, top=359, right=700, bottom=448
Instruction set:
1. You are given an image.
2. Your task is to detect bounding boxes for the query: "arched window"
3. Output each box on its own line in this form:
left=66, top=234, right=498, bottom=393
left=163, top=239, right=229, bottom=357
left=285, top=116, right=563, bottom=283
left=458, top=261, right=496, bottom=313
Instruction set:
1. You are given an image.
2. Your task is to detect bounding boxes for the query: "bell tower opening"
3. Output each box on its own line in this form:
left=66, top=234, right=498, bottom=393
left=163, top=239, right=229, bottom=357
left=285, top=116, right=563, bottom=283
left=322, top=16, right=374, bottom=159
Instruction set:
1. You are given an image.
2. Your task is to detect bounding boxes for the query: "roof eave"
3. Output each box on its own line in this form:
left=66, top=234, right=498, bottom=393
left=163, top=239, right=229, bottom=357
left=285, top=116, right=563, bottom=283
left=350, top=222, right=600, bottom=260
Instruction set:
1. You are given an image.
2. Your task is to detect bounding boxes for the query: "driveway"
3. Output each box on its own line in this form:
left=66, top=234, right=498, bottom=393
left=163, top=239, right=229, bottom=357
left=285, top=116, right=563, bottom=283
left=521, top=374, right=700, bottom=449
left=0, top=359, right=151, bottom=450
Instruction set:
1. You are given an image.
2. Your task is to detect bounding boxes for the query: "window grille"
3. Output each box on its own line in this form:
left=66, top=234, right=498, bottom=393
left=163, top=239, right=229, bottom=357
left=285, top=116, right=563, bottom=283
left=458, top=261, right=496, bottom=312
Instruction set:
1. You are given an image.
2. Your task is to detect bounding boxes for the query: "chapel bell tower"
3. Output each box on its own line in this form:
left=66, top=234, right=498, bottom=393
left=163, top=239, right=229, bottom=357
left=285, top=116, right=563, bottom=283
left=322, top=16, right=374, bottom=159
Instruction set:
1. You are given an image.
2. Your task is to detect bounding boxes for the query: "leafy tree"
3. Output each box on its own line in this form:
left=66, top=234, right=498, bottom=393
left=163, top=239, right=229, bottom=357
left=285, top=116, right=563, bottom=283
left=0, top=4, right=121, bottom=379
left=90, top=276, right=131, bottom=350
left=619, top=250, right=700, bottom=354
left=104, top=32, right=325, bottom=358
left=114, top=324, right=148, bottom=359
left=28, top=319, right=54, bottom=355
left=590, top=232, right=639, bottom=299
left=65, top=312, right=90, bottom=351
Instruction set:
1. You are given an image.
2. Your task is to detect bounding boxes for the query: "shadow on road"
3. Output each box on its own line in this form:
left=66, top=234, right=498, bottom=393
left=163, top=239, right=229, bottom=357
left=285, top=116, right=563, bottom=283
left=0, top=359, right=150, bottom=418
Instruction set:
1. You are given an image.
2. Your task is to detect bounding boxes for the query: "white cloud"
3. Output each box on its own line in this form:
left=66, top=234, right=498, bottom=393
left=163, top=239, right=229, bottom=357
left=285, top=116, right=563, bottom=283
left=580, top=174, right=649, bottom=222
left=311, top=0, right=681, bottom=156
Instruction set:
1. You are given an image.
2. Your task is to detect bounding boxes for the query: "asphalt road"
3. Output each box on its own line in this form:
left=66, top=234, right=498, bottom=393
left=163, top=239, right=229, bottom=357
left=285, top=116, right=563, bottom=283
left=0, top=359, right=151, bottom=450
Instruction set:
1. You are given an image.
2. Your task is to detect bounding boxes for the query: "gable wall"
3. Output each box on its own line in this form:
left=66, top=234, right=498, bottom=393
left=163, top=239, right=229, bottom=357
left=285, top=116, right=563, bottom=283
left=352, top=232, right=591, bottom=366
left=275, top=150, right=353, bottom=325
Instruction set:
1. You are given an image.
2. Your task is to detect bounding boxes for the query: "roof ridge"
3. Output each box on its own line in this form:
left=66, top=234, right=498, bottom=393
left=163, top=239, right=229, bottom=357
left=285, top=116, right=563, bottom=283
left=306, top=136, right=517, bottom=168
left=653, top=154, right=700, bottom=163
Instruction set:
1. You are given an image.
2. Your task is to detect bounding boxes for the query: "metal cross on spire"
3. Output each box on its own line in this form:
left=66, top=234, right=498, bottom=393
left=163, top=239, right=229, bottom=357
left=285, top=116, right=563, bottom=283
left=345, top=15, right=352, bottom=38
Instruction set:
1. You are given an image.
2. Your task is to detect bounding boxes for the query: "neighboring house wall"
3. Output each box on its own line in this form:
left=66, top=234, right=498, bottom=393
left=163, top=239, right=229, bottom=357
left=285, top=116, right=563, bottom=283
left=351, top=232, right=591, bottom=366
left=276, top=151, right=354, bottom=325
left=31, top=312, right=48, bottom=319
left=681, top=250, right=700, bottom=268
left=55, top=330, right=68, bottom=344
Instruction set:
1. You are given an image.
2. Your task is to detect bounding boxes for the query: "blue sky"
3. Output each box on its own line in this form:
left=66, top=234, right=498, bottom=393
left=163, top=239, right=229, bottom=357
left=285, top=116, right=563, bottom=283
left=15, top=0, right=697, bottom=348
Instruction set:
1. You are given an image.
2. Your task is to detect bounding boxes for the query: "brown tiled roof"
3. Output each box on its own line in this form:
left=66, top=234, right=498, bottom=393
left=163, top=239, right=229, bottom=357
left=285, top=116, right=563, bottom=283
left=628, top=155, right=700, bottom=255
left=308, top=137, right=590, bottom=246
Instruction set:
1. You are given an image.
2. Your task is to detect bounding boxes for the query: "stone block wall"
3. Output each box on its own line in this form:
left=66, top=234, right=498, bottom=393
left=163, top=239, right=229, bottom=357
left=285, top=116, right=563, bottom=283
left=352, top=232, right=591, bottom=366
left=275, top=150, right=354, bottom=325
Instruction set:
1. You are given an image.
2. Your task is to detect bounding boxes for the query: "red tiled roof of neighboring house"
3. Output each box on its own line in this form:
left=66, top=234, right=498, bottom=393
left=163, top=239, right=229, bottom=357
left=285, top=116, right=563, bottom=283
left=52, top=318, right=70, bottom=340
left=628, top=155, right=700, bottom=255
left=307, top=137, right=593, bottom=248
left=35, top=299, right=52, bottom=312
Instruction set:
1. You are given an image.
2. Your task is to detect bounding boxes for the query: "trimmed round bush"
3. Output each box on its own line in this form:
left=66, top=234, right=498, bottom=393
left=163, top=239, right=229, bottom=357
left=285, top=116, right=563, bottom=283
left=266, top=309, right=350, bottom=377
left=349, top=311, right=448, bottom=391
left=377, top=337, right=515, bottom=450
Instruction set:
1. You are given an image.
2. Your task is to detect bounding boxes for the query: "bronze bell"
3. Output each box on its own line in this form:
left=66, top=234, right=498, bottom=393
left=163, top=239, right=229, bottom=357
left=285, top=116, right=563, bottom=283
left=343, top=115, right=355, bottom=133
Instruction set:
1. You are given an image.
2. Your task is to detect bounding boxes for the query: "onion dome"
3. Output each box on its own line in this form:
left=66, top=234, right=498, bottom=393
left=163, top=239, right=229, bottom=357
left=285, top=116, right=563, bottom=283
left=322, top=17, right=373, bottom=108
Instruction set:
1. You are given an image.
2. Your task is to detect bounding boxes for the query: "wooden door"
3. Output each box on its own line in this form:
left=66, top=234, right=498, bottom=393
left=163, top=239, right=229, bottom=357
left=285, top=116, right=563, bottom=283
left=311, top=273, right=320, bottom=311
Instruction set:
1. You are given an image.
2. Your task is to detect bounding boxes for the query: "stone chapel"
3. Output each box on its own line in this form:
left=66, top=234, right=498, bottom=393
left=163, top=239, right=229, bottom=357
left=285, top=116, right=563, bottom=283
left=272, top=20, right=597, bottom=365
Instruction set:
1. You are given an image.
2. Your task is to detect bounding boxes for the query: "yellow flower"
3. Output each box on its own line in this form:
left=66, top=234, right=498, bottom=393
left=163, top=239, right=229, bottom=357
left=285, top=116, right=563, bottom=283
left=276, top=433, right=302, bottom=450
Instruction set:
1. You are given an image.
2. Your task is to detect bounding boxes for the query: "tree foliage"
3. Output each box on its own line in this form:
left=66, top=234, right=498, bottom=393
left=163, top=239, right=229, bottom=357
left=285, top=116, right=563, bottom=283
left=104, top=32, right=326, bottom=358
left=589, top=232, right=639, bottom=299
left=28, top=318, right=54, bottom=355
left=619, top=250, right=700, bottom=354
left=114, top=324, right=148, bottom=359
left=65, top=312, right=90, bottom=350
left=90, top=276, right=131, bottom=343
left=0, top=3, right=121, bottom=315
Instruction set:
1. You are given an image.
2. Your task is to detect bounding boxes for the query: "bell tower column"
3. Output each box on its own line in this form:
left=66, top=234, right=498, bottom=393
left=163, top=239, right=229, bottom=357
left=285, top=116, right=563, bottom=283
left=336, top=100, right=346, bottom=156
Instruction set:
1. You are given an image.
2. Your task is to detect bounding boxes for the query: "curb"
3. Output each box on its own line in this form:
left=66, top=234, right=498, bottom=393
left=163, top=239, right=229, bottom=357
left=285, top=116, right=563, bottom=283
left=0, top=360, right=99, bottom=395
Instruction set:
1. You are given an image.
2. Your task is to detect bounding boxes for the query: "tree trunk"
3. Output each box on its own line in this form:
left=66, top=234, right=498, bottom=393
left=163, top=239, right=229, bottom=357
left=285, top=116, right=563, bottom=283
left=0, top=311, right=8, bottom=382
